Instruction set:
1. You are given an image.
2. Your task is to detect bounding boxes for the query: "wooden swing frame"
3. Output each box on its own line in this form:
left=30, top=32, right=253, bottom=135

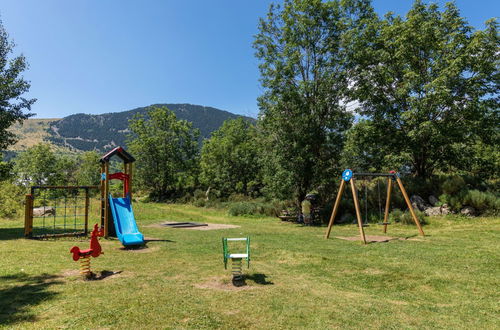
left=324, top=170, right=424, bottom=244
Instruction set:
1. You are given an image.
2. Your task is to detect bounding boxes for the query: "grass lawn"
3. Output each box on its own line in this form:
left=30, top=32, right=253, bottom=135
left=0, top=202, right=499, bottom=329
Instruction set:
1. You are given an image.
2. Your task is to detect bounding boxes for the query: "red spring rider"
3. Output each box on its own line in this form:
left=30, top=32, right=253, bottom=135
left=70, top=224, right=104, bottom=279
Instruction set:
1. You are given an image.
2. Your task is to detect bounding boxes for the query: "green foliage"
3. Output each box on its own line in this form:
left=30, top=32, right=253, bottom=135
left=227, top=201, right=276, bottom=217
left=200, top=118, right=261, bottom=197
left=0, top=157, right=13, bottom=180
left=0, top=19, right=36, bottom=151
left=347, top=1, right=499, bottom=178
left=254, top=0, right=359, bottom=203
left=127, top=106, right=200, bottom=200
left=463, top=190, right=500, bottom=215
left=442, top=176, right=466, bottom=195
left=13, top=143, right=77, bottom=186
left=0, top=180, right=24, bottom=218
left=75, top=151, right=101, bottom=186
left=389, top=208, right=427, bottom=225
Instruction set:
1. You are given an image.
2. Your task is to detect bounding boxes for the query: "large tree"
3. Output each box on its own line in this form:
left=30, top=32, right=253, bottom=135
left=347, top=1, right=499, bottom=178
left=200, top=118, right=261, bottom=197
left=254, top=0, right=371, bottom=203
left=127, top=106, right=199, bottom=200
left=0, top=19, right=36, bottom=151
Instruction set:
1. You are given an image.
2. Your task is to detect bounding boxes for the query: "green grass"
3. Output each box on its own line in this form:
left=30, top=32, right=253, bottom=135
left=0, top=203, right=499, bottom=329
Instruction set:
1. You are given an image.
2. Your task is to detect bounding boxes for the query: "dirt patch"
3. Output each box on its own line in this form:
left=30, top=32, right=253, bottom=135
left=195, top=277, right=255, bottom=291
left=150, top=222, right=240, bottom=231
left=335, top=235, right=404, bottom=243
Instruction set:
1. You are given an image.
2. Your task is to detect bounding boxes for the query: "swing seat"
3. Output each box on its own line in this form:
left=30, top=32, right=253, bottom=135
left=378, top=222, right=391, bottom=225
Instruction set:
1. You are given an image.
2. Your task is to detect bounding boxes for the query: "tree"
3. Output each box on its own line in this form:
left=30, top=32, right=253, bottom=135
left=75, top=151, right=101, bottom=186
left=14, top=143, right=77, bottom=186
left=253, top=0, right=369, bottom=203
left=0, top=19, right=36, bottom=151
left=347, top=1, right=499, bottom=178
left=200, top=118, right=261, bottom=197
left=127, top=106, right=199, bottom=200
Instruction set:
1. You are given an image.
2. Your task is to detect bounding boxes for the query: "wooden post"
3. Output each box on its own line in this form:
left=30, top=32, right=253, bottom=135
left=325, top=180, right=346, bottom=239
left=350, top=178, right=367, bottom=244
left=383, top=178, right=392, bottom=234
left=24, top=194, right=33, bottom=238
left=104, top=162, right=110, bottom=238
left=395, top=177, right=425, bottom=236
left=84, top=188, right=89, bottom=236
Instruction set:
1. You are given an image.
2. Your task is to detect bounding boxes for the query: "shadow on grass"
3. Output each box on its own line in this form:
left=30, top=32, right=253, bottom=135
left=232, top=273, right=274, bottom=287
left=245, top=273, right=274, bottom=285
left=0, top=227, right=24, bottom=240
left=0, top=273, right=63, bottom=325
left=119, top=238, right=174, bottom=252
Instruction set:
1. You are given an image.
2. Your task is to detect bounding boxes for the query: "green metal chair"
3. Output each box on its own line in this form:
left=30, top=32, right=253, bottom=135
left=222, top=237, right=250, bottom=281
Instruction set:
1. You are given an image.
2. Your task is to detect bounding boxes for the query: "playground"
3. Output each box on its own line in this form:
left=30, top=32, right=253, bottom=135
left=0, top=201, right=499, bottom=328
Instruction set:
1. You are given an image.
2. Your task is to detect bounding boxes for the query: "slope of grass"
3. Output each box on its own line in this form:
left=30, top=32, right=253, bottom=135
left=0, top=203, right=498, bottom=329
left=7, top=119, right=60, bottom=151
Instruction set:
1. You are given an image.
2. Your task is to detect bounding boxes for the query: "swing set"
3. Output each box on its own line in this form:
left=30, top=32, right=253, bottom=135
left=325, top=169, right=425, bottom=244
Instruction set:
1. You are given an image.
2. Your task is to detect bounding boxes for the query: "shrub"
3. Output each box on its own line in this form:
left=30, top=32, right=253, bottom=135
left=389, top=208, right=427, bottom=225
left=463, top=190, right=500, bottom=215
left=0, top=181, right=24, bottom=218
left=193, top=189, right=205, bottom=200
left=442, top=176, right=466, bottom=195
left=227, top=200, right=277, bottom=217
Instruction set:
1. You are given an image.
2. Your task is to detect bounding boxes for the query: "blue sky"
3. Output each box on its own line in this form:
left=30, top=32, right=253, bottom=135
left=1, top=0, right=498, bottom=119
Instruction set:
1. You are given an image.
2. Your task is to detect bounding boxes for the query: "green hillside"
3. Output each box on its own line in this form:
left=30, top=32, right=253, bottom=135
left=6, top=104, right=254, bottom=156
left=47, top=104, right=254, bottom=152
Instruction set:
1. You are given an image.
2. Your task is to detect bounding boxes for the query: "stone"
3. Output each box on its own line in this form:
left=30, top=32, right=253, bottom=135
left=32, top=206, right=56, bottom=217
left=428, top=195, right=439, bottom=206
left=410, top=195, right=429, bottom=211
left=460, top=206, right=476, bottom=217
left=424, top=207, right=442, bottom=216
left=440, top=204, right=452, bottom=215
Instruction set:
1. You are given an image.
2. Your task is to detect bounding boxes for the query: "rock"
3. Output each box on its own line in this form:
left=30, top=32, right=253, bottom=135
left=428, top=195, right=439, bottom=206
left=460, top=206, right=476, bottom=217
left=424, top=207, right=442, bottom=216
left=32, top=206, right=56, bottom=217
left=440, top=204, right=452, bottom=215
left=410, top=195, right=429, bottom=211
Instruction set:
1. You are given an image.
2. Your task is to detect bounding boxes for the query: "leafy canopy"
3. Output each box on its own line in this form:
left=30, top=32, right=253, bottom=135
left=347, top=0, right=499, bottom=177
left=0, top=19, right=36, bottom=151
left=200, top=118, right=261, bottom=197
left=127, top=106, right=199, bottom=200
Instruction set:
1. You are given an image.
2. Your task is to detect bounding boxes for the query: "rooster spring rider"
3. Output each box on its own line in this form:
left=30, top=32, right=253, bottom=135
left=70, top=223, right=103, bottom=279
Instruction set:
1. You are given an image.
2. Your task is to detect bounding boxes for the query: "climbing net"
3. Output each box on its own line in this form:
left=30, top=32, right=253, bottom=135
left=25, top=186, right=100, bottom=238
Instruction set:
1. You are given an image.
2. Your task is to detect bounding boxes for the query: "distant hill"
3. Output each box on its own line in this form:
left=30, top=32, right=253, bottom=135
left=8, top=104, right=254, bottom=154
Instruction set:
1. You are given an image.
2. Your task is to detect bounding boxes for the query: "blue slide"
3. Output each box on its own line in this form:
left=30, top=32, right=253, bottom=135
left=108, top=194, right=144, bottom=246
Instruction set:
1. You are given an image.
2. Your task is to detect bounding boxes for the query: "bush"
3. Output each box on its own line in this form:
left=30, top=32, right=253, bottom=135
left=193, top=189, right=205, bottom=200
left=462, top=190, right=500, bottom=215
left=0, top=181, right=24, bottom=218
left=442, top=176, right=466, bottom=195
left=389, top=208, right=427, bottom=225
left=227, top=200, right=277, bottom=217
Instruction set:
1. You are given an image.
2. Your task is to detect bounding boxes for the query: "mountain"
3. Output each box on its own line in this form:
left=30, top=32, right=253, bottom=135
left=39, top=103, right=255, bottom=152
